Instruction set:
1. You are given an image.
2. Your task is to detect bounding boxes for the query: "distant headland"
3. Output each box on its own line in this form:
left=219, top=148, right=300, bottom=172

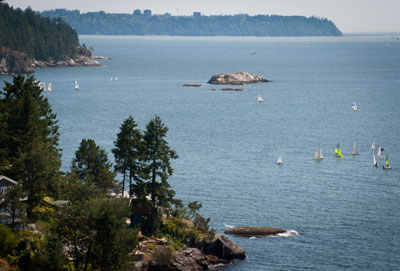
left=0, top=3, right=100, bottom=74
left=40, top=9, right=342, bottom=37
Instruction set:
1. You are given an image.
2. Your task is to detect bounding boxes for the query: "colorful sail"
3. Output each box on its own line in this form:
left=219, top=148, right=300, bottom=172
left=334, top=144, right=342, bottom=157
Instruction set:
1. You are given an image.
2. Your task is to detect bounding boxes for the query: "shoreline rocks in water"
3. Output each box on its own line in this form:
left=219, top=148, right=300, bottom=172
left=133, top=234, right=246, bottom=271
left=0, top=46, right=101, bottom=74
left=224, top=227, right=286, bottom=237
left=221, top=88, right=245, bottom=91
left=208, top=72, right=272, bottom=85
left=183, top=84, right=203, bottom=87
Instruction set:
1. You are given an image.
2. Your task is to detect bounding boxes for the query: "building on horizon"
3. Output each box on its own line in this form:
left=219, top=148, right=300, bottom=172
left=193, top=12, right=201, bottom=18
left=133, top=9, right=141, bottom=16
left=143, top=9, right=152, bottom=17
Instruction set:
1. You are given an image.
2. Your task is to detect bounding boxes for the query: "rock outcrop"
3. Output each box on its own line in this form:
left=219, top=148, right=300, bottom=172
left=0, top=46, right=101, bottom=74
left=133, top=234, right=245, bottom=271
left=224, top=227, right=285, bottom=237
left=208, top=72, right=271, bottom=85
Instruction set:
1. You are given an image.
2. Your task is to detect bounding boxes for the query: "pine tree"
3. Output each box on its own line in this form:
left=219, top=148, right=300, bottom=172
left=0, top=74, right=61, bottom=219
left=112, top=116, right=144, bottom=197
left=70, top=139, right=116, bottom=192
left=142, top=116, right=178, bottom=235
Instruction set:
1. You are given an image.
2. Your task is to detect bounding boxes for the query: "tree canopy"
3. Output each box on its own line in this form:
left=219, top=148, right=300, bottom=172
left=0, top=2, right=79, bottom=60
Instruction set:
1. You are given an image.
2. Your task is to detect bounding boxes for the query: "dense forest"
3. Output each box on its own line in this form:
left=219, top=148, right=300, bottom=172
left=0, top=3, right=79, bottom=60
left=41, top=9, right=342, bottom=36
left=0, top=74, right=216, bottom=271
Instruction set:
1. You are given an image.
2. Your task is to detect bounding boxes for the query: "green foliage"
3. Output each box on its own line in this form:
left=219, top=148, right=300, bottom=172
left=54, top=198, right=138, bottom=271
left=0, top=3, right=79, bottom=60
left=112, top=116, right=145, bottom=197
left=40, top=10, right=342, bottom=36
left=0, top=74, right=62, bottom=220
left=152, top=245, right=174, bottom=266
left=70, top=139, right=116, bottom=192
left=0, top=225, right=18, bottom=258
left=0, top=184, right=26, bottom=229
left=142, top=115, right=178, bottom=235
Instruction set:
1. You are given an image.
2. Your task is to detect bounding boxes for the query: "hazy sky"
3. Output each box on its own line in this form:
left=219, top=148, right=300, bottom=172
left=6, top=0, right=400, bottom=33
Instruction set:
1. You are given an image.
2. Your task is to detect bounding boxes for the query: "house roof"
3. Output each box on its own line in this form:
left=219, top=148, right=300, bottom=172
left=0, top=175, right=18, bottom=185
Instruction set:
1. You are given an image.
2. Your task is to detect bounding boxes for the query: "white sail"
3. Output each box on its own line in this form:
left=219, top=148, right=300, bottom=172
left=377, top=146, right=384, bottom=159
left=352, top=102, right=358, bottom=111
left=258, top=94, right=264, bottom=103
left=373, top=151, right=377, bottom=167
left=110, top=77, right=113, bottom=81
left=277, top=156, right=282, bottom=165
left=314, top=145, right=319, bottom=159
left=115, top=77, right=118, bottom=81
left=371, top=140, right=376, bottom=151
left=319, top=147, right=324, bottom=159
left=47, top=82, right=52, bottom=92
left=74, top=81, right=79, bottom=90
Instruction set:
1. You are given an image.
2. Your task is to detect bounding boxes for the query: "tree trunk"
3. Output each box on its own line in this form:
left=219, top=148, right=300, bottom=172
left=150, top=167, right=156, bottom=235
left=129, top=167, right=133, bottom=198
left=122, top=168, right=126, bottom=197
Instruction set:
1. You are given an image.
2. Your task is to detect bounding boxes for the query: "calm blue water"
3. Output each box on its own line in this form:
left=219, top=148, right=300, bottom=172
left=2, top=35, right=400, bottom=270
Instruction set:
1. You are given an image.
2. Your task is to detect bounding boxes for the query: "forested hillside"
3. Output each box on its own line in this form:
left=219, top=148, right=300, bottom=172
left=0, top=3, right=79, bottom=61
left=41, top=9, right=342, bottom=36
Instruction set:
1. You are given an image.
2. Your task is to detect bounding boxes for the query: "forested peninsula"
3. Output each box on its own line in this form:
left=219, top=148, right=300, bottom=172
left=0, top=3, right=99, bottom=74
left=41, top=9, right=342, bottom=36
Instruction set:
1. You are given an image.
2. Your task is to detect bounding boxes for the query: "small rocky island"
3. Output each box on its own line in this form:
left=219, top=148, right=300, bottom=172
left=208, top=72, right=272, bottom=85
left=225, top=227, right=298, bottom=238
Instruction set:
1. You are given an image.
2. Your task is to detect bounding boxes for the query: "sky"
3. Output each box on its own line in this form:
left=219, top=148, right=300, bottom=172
left=6, top=0, right=400, bottom=33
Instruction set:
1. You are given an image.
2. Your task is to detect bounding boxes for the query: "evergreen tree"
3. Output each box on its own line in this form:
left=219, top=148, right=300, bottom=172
left=112, top=116, right=144, bottom=197
left=70, top=139, right=116, bottom=192
left=0, top=74, right=61, bottom=219
left=142, top=116, right=178, bottom=235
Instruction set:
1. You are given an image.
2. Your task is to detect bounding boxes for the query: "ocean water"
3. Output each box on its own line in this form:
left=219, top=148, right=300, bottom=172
left=2, top=35, right=400, bottom=270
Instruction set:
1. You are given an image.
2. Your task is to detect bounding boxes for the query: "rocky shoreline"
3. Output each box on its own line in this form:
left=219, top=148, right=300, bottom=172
left=0, top=46, right=101, bottom=74
left=133, top=234, right=246, bottom=271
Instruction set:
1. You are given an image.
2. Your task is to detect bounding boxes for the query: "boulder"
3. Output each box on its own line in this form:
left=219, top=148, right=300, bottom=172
left=200, top=234, right=246, bottom=260
left=208, top=72, right=271, bottom=85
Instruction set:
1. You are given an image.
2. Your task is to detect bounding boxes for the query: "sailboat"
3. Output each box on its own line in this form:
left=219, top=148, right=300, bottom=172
left=276, top=156, right=283, bottom=165
left=373, top=150, right=378, bottom=167
left=110, top=77, right=113, bottom=81
left=40, top=82, right=46, bottom=91
left=334, top=144, right=343, bottom=158
left=74, top=81, right=79, bottom=90
left=258, top=94, right=264, bottom=103
left=250, top=50, right=256, bottom=55
left=352, top=141, right=359, bottom=155
left=115, top=77, right=118, bottom=81
left=371, top=140, right=376, bottom=151
left=313, top=144, right=324, bottom=160
left=352, top=102, right=359, bottom=111
left=383, top=154, right=391, bottom=169
left=47, top=82, right=52, bottom=92
left=377, top=146, right=384, bottom=159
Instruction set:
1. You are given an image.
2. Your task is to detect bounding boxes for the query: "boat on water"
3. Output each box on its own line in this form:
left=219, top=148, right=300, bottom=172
left=371, top=140, right=376, bottom=151
left=277, top=156, right=283, bottom=165
left=313, top=144, right=324, bottom=160
left=334, top=144, right=343, bottom=158
left=373, top=150, right=378, bottom=167
left=115, top=77, right=118, bottom=81
left=110, top=77, right=113, bottom=81
left=47, top=82, right=52, bottom=92
left=74, top=81, right=79, bottom=90
left=250, top=50, right=256, bottom=54
left=352, top=141, right=359, bottom=155
left=258, top=94, right=264, bottom=103
left=377, top=146, right=384, bottom=159
left=352, top=102, right=359, bottom=111
left=383, top=154, right=391, bottom=169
